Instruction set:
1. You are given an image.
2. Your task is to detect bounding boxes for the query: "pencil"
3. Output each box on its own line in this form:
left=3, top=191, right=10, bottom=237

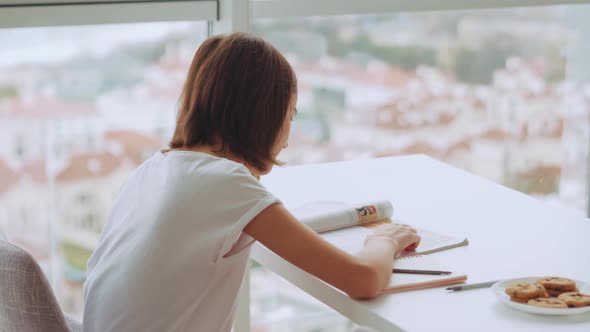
left=392, top=268, right=452, bottom=275
left=446, top=280, right=498, bottom=291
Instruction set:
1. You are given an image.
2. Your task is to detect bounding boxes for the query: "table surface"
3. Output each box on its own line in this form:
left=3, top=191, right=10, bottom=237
left=252, top=155, right=590, bottom=332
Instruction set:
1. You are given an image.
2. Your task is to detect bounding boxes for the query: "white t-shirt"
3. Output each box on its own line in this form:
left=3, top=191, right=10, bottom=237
left=83, top=150, right=279, bottom=332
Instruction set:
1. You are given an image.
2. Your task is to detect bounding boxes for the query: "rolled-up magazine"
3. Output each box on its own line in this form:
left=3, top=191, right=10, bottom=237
left=293, top=200, right=393, bottom=233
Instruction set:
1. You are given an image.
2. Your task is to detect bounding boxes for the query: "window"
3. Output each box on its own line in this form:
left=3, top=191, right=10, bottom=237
left=1, top=2, right=589, bottom=331
left=250, top=4, right=590, bottom=330
left=255, top=4, right=590, bottom=215
left=0, top=21, right=208, bottom=317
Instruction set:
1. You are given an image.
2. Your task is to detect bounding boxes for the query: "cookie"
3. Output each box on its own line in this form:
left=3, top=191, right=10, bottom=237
left=505, top=283, right=548, bottom=300
left=505, top=283, right=528, bottom=297
left=527, top=297, right=568, bottom=309
left=547, top=287, right=579, bottom=297
left=509, top=296, right=529, bottom=304
left=536, top=277, right=576, bottom=292
left=557, top=292, right=590, bottom=308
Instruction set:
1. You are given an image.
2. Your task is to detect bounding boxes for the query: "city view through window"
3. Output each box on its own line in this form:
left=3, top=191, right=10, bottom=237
left=0, top=5, right=589, bottom=332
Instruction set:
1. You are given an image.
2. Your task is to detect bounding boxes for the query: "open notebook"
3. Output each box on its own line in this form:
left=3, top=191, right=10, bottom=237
left=292, top=200, right=468, bottom=293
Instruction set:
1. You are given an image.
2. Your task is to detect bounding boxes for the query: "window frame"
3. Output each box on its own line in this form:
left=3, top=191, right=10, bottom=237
left=252, top=0, right=590, bottom=18
left=0, top=0, right=217, bottom=28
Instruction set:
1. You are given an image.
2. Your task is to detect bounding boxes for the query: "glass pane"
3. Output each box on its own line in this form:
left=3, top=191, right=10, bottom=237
left=254, top=5, right=590, bottom=215
left=0, top=21, right=207, bottom=317
left=252, top=5, right=590, bottom=331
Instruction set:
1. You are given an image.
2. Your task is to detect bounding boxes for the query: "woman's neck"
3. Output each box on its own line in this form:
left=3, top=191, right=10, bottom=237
left=176, top=145, right=261, bottom=179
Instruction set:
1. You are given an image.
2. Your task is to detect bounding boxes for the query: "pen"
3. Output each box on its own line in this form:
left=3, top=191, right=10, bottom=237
left=392, top=268, right=452, bottom=275
left=446, top=280, right=499, bottom=291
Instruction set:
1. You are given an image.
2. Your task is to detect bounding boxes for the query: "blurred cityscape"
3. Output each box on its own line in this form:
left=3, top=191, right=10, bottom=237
left=0, top=5, right=589, bottom=331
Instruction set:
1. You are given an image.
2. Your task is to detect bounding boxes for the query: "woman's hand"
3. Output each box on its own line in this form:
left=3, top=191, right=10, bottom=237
left=364, top=223, right=421, bottom=256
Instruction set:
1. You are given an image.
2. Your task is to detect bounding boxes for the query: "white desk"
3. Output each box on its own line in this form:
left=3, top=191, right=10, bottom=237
left=245, top=155, right=590, bottom=331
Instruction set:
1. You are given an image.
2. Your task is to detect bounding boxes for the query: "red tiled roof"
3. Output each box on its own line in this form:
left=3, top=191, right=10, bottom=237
left=0, top=159, right=19, bottom=194
left=105, top=130, right=162, bottom=148
left=400, top=142, right=440, bottom=156
left=478, top=128, right=513, bottom=141
left=4, top=96, right=95, bottom=118
left=444, top=140, right=472, bottom=158
left=105, top=130, right=163, bottom=164
left=57, top=153, right=123, bottom=182
left=517, top=165, right=561, bottom=178
left=21, top=159, right=48, bottom=183
left=376, top=142, right=441, bottom=158
left=156, top=56, right=191, bottom=71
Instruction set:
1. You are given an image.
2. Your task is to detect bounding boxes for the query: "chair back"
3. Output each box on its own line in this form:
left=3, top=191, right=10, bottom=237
left=0, top=240, right=73, bottom=332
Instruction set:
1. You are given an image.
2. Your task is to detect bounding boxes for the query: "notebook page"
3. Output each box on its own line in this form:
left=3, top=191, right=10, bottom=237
left=321, top=226, right=370, bottom=255
left=321, top=222, right=467, bottom=258
left=398, top=229, right=468, bottom=258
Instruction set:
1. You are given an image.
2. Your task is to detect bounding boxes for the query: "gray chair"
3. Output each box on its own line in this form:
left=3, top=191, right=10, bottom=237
left=0, top=240, right=82, bottom=332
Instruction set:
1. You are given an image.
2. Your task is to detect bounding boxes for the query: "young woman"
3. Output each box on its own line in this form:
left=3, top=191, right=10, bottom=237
left=82, top=32, right=420, bottom=332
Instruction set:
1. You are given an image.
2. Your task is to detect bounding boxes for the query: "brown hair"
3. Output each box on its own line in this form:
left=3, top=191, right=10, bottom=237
left=170, top=32, right=297, bottom=172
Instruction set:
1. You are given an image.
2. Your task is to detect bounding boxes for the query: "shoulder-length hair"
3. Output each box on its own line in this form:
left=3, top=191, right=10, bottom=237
left=170, top=32, right=297, bottom=172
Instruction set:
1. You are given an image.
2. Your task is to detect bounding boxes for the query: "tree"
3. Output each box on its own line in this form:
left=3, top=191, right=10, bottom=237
left=454, top=35, right=526, bottom=84
left=328, top=32, right=436, bottom=70
left=0, top=85, right=18, bottom=99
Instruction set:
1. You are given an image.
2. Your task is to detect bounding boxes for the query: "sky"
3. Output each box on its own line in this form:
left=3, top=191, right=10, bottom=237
left=0, top=21, right=205, bottom=67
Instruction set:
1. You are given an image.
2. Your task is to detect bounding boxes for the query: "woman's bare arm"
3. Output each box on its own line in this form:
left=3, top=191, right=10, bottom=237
left=243, top=203, right=420, bottom=299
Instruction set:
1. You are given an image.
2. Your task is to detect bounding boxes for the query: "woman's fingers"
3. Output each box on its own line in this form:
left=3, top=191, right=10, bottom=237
left=399, top=224, right=417, bottom=233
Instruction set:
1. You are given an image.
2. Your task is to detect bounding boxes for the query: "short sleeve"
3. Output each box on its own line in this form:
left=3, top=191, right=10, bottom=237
left=213, top=166, right=280, bottom=262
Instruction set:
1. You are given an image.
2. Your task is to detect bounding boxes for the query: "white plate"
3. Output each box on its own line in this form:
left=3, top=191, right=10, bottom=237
left=491, top=277, right=590, bottom=316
